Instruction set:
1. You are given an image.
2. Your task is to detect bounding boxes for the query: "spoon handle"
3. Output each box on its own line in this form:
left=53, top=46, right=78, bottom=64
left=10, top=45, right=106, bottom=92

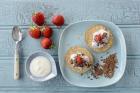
left=14, top=43, right=20, bottom=80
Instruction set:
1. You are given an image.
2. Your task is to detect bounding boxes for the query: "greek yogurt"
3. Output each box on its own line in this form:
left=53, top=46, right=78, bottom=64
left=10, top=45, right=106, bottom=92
left=30, top=56, right=51, bottom=77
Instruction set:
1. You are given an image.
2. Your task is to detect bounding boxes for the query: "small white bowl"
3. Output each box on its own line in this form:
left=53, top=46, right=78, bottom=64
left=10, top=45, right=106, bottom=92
left=25, top=52, right=57, bottom=82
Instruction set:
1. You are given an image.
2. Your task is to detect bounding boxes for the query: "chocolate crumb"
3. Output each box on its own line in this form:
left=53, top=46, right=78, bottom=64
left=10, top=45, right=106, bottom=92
left=89, top=53, right=117, bottom=79
left=101, top=59, right=103, bottom=61
left=106, top=51, right=110, bottom=54
left=102, top=53, right=117, bottom=78
left=80, top=73, right=83, bottom=76
left=91, top=63, right=103, bottom=78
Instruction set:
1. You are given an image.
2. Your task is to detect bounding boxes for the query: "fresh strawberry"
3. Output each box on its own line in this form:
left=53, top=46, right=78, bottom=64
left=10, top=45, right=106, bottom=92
left=29, top=26, right=41, bottom=39
left=42, top=26, right=53, bottom=38
left=32, top=12, right=45, bottom=26
left=41, top=38, right=53, bottom=49
left=95, top=34, right=102, bottom=42
left=52, top=15, right=64, bottom=26
left=76, top=56, right=83, bottom=65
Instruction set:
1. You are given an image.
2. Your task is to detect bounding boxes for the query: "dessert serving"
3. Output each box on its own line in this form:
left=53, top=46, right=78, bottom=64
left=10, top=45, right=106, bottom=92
left=85, top=24, right=113, bottom=52
left=59, top=20, right=126, bottom=87
left=65, top=46, right=94, bottom=74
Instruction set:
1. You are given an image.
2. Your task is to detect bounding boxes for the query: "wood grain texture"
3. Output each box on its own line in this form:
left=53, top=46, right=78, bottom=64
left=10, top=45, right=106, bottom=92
left=0, top=0, right=140, bottom=93
left=1, top=0, right=140, bottom=25
left=0, top=58, right=139, bottom=92
left=0, top=25, right=139, bottom=57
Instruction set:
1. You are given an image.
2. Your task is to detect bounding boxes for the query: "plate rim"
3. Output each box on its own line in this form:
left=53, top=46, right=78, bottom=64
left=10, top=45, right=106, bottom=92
left=58, top=20, right=127, bottom=87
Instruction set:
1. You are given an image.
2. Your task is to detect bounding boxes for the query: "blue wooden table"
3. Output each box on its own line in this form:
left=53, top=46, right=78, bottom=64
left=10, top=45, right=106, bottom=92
left=0, top=0, right=140, bottom=93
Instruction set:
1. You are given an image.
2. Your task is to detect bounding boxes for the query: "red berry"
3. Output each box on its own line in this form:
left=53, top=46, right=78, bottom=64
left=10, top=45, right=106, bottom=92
left=32, top=12, right=45, bottom=26
left=29, top=26, right=41, bottom=39
left=76, top=56, right=83, bottom=65
left=42, top=26, right=53, bottom=38
left=41, top=38, right=53, bottom=49
left=95, top=34, right=102, bottom=42
left=52, top=15, right=64, bottom=26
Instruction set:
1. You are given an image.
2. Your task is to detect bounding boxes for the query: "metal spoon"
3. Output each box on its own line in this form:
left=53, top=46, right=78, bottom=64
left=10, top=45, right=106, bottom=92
left=12, top=26, right=23, bottom=80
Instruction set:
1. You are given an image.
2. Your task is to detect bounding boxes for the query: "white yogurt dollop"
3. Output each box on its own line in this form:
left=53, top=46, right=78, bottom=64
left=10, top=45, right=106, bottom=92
left=92, top=29, right=110, bottom=48
left=30, top=56, right=51, bottom=77
left=70, top=53, right=89, bottom=62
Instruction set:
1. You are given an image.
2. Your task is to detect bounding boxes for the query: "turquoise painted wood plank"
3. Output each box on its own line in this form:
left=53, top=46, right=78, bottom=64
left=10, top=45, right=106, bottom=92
left=0, top=0, right=140, bottom=25
left=0, top=25, right=140, bottom=57
left=0, top=58, right=139, bottom=91
left=0, top=90, right=139, bottom=93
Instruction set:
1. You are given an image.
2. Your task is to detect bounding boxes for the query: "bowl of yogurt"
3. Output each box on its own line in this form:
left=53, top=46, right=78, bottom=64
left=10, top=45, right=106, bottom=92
left=25, top=52, right=57, bottom=82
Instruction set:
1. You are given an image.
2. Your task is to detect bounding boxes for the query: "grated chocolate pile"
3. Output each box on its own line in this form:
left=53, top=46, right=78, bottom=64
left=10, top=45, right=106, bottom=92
left=91, top=53, right=117, bottom=79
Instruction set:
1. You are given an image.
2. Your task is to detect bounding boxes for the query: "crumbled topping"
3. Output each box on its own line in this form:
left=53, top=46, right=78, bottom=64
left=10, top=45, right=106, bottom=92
left=102, top=53, right=117, bottom=78
left=90, top=53, right=117, bottom=79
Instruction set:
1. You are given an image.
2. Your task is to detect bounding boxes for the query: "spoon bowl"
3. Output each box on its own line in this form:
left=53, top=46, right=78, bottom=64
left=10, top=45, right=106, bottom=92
left=12, top=26, right=22, bottom=42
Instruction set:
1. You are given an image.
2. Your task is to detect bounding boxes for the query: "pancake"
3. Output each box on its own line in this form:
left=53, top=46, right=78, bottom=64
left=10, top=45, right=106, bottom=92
left=65, top=46, right=94, bottom=74
left=85, top=24, right=113, bottom=52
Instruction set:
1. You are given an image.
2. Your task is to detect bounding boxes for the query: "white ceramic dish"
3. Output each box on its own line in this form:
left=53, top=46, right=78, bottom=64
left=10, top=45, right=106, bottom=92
left=58, top=20, right=126, bottom=87
left=25, top=52, right=57, bottom=82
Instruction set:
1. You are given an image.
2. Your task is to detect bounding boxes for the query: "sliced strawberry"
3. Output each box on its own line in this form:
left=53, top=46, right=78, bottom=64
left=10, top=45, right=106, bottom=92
left=42, top=26, right=53, bottom=38
left=52, top=15, right=64, bottom=26
left=95, top=34, right=102, bottom=42
left=41, top=38, right=53, bottom=49
left=32, top=12, right=45, bottom=26
left=76, top=56, right=83, bottom=65
left=29, top=26, right=41, bottom=39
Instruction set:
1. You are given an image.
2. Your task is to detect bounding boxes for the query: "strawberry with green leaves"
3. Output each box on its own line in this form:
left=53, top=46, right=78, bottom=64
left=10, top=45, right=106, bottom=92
left=52, top=15, right=64, bottom=27
left=29, top=11, right=65, bottom=49
left=41, top=38, right=53, bottom=49
left=42, top=26, right=53, bottom=38
left=32, top=12, right=45, bottom=26
left=29, top=26, right=41, bottom=39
